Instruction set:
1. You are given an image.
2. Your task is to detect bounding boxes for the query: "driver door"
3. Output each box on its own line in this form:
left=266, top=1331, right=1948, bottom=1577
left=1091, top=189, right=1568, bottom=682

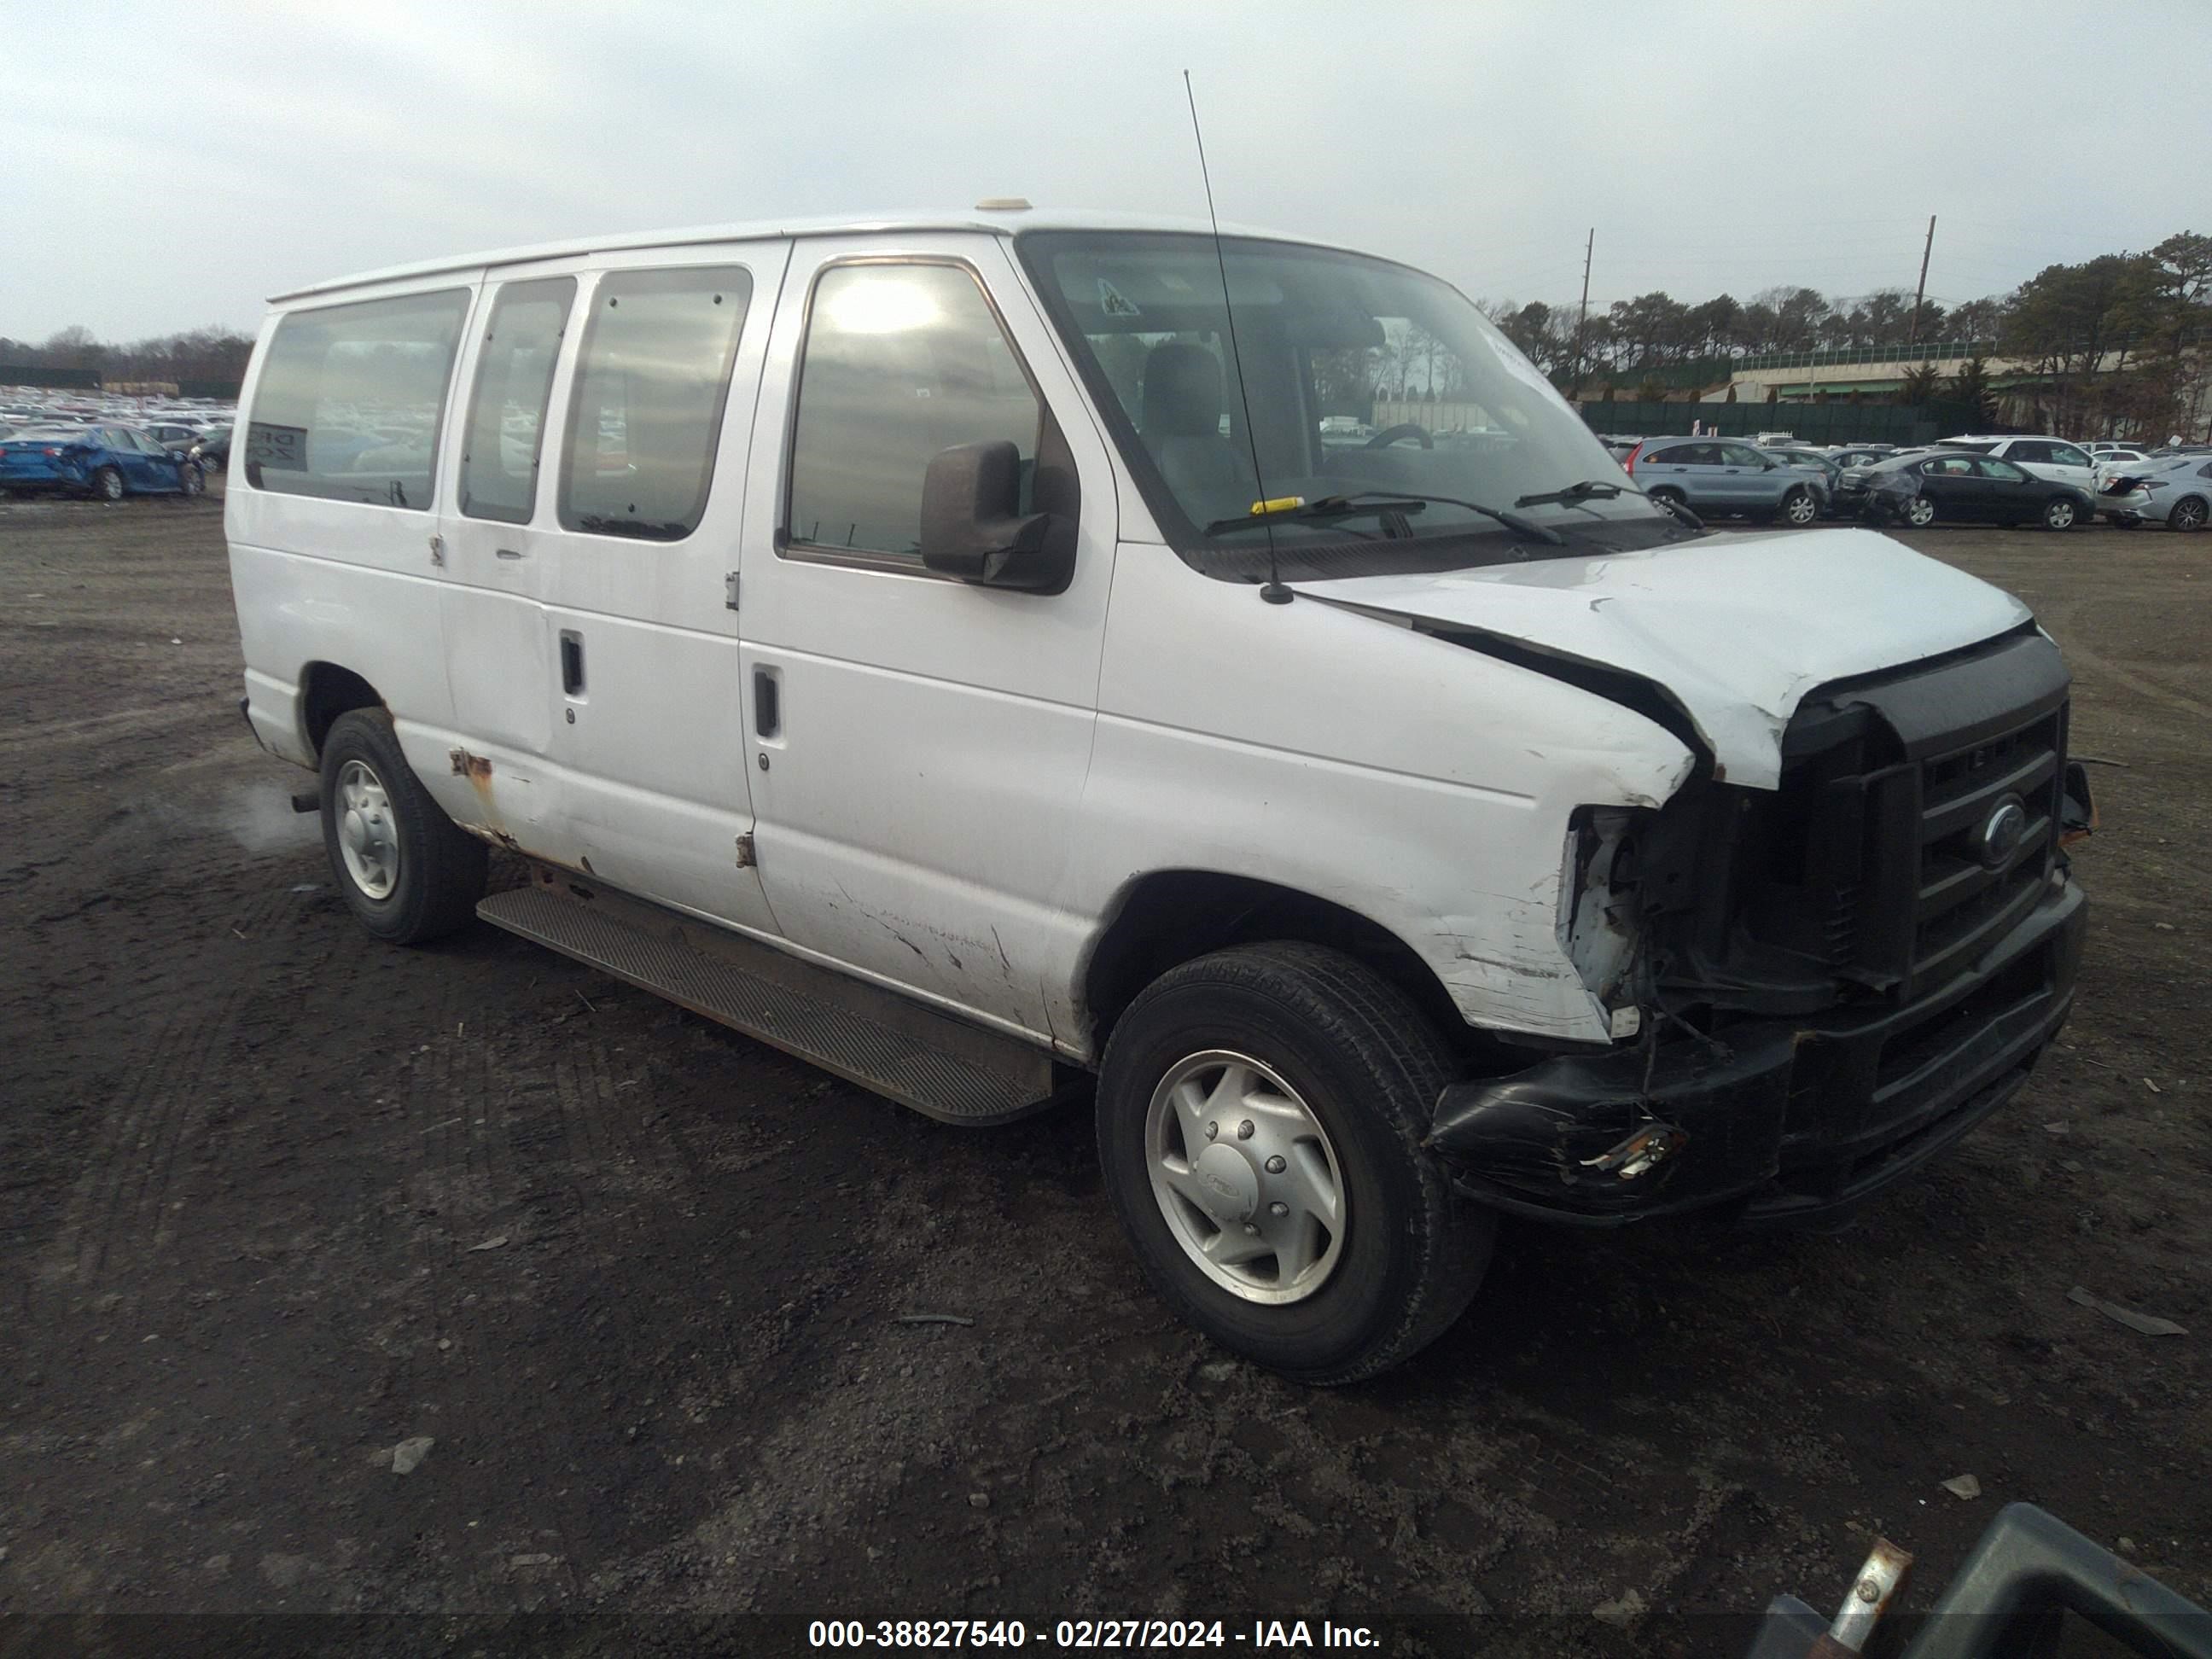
left=734, top=235, right=1119, bottom=1041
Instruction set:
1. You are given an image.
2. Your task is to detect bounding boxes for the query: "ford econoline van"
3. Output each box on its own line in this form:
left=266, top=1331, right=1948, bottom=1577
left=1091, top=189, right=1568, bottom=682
left=227, top=207, right=2092, bottom=1382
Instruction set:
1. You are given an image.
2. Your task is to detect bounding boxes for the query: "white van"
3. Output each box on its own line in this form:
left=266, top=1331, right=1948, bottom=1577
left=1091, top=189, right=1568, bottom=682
left=228, top=207, right=2093, bottom=1382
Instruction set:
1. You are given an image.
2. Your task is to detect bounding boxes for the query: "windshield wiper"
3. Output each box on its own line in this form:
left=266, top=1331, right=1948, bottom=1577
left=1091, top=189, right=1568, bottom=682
left=1513, top=479, right=1624, bottom=509
left=1203, top=491, right=1563, bottom=546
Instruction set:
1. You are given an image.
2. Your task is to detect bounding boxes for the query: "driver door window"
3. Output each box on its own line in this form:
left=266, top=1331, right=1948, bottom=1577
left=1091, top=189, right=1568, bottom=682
left=785, top=261, right=1043, bottom=566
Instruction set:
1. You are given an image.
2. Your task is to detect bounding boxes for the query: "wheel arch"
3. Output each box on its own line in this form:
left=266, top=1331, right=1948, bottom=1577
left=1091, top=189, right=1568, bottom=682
left=300, top=662, right=387, bottom=761
left=1080, top=870, right=1470, bottom=1064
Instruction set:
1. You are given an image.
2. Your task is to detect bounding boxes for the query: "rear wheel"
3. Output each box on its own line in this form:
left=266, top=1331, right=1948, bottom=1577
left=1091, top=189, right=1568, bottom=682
left=319, top=708, right=488, bottom=944
left=2170, top=495, right=2208, bottom=533
left=2041, top=496, right=2079, bottom=531
left=1904, top=494, right=1936, bottom=528
left=1096, top=942, right=1493, bottom=1384
left=93, top=466, right=124, bottom=503
left=1781, top=486, right=1819, bottom=527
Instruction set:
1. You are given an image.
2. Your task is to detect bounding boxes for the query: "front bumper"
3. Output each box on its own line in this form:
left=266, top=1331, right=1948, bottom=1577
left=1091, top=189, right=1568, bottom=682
left=1427, top=874, right=2087, bottom=1228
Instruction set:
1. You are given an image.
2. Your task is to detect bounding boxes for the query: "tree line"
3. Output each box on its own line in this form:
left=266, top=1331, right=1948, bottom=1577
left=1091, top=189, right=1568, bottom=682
left=0, top=324, right=254, bottom=387
left=1476, top=230, right=2210, bottom=435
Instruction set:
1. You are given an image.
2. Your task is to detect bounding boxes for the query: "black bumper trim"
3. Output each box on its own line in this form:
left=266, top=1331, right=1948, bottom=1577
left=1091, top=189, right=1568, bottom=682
left=1429, top=876, right=2086, bottom=1229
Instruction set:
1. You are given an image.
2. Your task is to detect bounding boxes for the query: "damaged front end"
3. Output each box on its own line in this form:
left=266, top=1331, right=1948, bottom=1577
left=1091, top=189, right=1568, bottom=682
left=1429, top=626, right=2096, bottom=1229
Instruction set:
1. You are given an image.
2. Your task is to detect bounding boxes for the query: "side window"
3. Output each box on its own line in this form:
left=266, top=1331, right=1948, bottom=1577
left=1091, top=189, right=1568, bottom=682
left=1976, top=458, right=2029, bottom=482
left=243, top=288, right=470, bottom=509
left=557, top=265, right=751, bottom=542
left=1720, top=443, right=1766, bottom=467
left=786, top=262, right=1042, bottom=560
left=2048, top=444, right=2091, bottom=468
left=1681, top=443, right=1723, bottom=465
left=137, top=432, right=170, bottom=457
left=2008, top=441, right=2051, bottom=464
left=459, top=276, right=576, bottom=524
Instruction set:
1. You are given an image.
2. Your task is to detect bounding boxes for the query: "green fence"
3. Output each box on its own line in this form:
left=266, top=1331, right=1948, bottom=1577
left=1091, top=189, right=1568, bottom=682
left=1575, top=400, right=1986, bottom=445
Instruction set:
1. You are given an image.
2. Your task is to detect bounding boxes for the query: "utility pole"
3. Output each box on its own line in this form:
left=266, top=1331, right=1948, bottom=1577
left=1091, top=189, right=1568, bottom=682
left=1908, top=214, right=1936, bottom=347
left=1574, top=228, right=1593, bottom=397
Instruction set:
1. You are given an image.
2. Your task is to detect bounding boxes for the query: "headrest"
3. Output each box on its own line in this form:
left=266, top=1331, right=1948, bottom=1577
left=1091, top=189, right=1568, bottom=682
left=1142, top=342, right=1224, bottom=439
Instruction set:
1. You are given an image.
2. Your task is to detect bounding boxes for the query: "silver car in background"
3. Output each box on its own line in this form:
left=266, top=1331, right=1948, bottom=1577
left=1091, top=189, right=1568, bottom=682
left=2100, top=454, right=2212, bottom=530
left=1624, top=435, right=1827, bottom=524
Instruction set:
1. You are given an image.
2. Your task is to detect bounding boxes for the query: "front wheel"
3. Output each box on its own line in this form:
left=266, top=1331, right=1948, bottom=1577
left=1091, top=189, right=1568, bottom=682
left=178, top=463, right=205, bottom=498
left=1781, top=486, right=1819, bottom=527
left=1903, top=494, right=1937, bottom=528
left=319, top=708, right=488, bottom=944
left=1096, top=943, right=1493, bottom=1384
left=2041, top=496, right=2079, bottom=531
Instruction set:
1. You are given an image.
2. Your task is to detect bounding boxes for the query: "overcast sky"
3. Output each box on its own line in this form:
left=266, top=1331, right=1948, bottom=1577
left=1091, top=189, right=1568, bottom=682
left=5, top=0, right=2208, bottom=341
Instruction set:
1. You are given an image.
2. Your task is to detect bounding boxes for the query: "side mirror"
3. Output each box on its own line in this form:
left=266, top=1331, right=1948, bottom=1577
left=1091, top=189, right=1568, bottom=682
left=919, top=439, right=1066, bottom=589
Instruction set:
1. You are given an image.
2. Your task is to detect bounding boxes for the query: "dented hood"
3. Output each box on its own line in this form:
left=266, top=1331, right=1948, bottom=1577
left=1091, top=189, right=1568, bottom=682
left=1290, top=526, right=2033, bottom=790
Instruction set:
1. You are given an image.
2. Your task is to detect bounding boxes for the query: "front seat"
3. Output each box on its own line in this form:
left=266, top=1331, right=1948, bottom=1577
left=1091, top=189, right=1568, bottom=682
left=1141, top=342, right=1257, bottom=521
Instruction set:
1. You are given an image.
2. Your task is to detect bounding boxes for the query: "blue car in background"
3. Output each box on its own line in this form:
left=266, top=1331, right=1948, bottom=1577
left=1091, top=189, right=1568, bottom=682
left=0, top=422, right=205, bottom=502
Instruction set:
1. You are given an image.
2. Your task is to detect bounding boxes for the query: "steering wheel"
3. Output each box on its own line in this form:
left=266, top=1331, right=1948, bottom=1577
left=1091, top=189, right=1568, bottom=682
left=1364, top=422, right=1434, bottom=451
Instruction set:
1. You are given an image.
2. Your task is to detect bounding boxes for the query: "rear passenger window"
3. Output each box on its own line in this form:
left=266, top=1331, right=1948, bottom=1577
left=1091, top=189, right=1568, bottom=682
left=557, top=266, right=750, bottom=541
left=460, top=277, right=575, bottom=524
left=786, top=262, right=1042, bottom=561
left=244, top=288, right=470, bottom=509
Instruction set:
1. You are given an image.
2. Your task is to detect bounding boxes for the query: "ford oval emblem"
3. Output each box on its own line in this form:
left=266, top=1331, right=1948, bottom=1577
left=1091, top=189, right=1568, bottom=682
left=1975, top=796, right=2029, bottom=869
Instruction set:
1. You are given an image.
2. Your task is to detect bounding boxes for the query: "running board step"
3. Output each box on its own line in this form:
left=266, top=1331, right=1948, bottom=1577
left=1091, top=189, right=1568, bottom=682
left=477, top=873, right=1058, bottom=1126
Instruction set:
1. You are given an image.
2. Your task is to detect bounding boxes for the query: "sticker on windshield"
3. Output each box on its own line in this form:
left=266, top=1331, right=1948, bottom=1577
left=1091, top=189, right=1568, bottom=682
left=1097, top=278, right=1142, bottom=319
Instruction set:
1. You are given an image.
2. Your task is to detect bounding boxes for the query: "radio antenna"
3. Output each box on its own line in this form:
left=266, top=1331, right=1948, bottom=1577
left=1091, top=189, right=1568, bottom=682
left=1183, top=70, right=1289, bottom=605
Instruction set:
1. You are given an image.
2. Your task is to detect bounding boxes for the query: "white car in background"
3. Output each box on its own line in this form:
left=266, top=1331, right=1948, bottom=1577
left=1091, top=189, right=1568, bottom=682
left=1937, top=435, right=2100, bottom=498
left=2090, top=448, right=2151, bottom=490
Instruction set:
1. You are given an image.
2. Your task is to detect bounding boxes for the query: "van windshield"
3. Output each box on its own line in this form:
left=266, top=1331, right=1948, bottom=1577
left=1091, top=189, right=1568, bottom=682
left=1017, top=230, right=1678, bottom=577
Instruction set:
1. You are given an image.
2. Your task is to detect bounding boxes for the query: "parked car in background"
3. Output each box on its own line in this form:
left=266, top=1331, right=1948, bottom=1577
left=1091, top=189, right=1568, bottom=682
left=137, top=420, right=210, bottom=456
left=1825, top=445, right=1894, bottom=469
left=1851, top=449, right=2089, bottom=530
left=2092, top=449, right=2151, bottom=492
left=0, top=423, right=204, bottom=500
left=1761, top=446, right=1842, bottom=515
left=2099, top=454, right=2211, bottom=531
left=1936, top=435, right=2099, bottom=498
left=189, top=423, right=233, bottom=472
left=1623, top=436, right=1825, bottom=524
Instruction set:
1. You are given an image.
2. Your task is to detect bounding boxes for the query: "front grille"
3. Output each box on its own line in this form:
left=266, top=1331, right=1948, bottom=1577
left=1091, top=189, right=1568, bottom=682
left=1908, top=711, right=2063, bottom=993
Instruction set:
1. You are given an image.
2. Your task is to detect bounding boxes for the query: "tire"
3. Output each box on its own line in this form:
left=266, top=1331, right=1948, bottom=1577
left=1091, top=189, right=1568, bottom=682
left=2170, top=496, right=2208, bottom=533
left=178, top=463, right=205, bottom=498
left=319, top=708, right=488, bottom=944
left=1781, top=486, right=1819, bottom=527
left=1647, top=486, right=1686, bottom=510
left=1096, top=942, right=1494, bottom=1384
left=2041, top=496, right=2079, bottom=531
left=93, top=465, right=124, bottom=504
left=1903, top=494, right=1937, bottom=528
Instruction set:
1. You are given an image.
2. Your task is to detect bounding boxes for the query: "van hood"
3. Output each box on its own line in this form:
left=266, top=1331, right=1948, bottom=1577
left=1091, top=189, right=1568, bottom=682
left=1290, top=526, right=2033, bottom=790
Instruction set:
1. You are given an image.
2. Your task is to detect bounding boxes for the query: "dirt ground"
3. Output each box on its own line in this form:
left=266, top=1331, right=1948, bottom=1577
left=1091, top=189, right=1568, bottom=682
left=0, top=481, right=2205, bottom=1657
